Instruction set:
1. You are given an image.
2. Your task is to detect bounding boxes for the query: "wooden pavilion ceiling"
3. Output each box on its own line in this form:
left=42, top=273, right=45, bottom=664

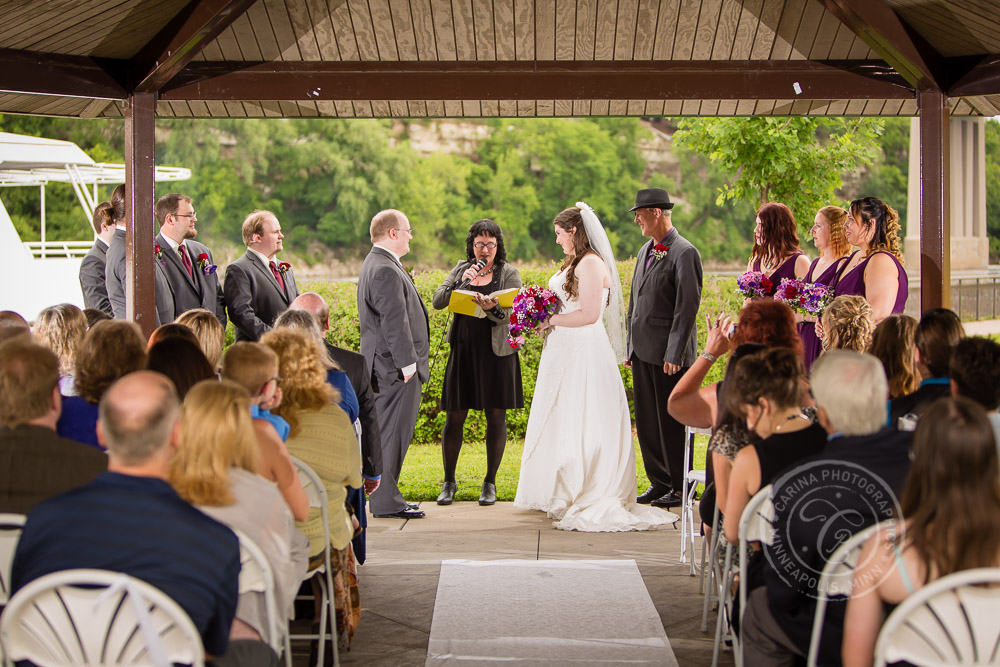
left=0, top=0, right=999, bottom=118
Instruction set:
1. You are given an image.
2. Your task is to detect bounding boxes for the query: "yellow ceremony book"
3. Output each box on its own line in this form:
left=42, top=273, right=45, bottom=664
left=448, top=287, right=518, bottom=318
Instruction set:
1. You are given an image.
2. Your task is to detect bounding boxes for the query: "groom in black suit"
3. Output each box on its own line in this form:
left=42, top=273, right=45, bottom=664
left=626, top=188, right=703, bottom=508
left=224, top=210, right=299, bottom=341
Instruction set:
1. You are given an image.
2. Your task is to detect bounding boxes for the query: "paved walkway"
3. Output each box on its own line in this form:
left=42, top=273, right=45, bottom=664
left=325, top=502, right=734, bottom=666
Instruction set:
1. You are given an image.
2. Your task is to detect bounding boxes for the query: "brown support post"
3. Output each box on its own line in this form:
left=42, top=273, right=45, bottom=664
left=918, top=89, right=950, bottom=313
left=124, top=92, right=158, bottom=339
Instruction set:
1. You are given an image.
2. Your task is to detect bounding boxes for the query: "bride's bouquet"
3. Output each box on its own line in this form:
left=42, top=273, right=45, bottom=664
left=773, top=277, right=834, bottom=316
left=735, top=270, right=773, bottom=299
left=507, top=286, right=560, bottom=350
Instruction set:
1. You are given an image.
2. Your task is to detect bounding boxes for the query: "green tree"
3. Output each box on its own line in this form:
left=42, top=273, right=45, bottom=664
left=673, top=116, right=884, bottom=233
left=986, top=119, right=1000, bottom=262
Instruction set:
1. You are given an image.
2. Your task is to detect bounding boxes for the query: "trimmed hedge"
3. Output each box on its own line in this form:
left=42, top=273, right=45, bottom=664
left=300, top=260, right=744, bottom=444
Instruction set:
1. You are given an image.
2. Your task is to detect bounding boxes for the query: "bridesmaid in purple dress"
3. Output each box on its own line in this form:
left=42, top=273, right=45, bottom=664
left=800, top=206, right=852, bottom=369
left=746, top=202, right=810, bottom=298
left=834, top=197, right=908, bottom=323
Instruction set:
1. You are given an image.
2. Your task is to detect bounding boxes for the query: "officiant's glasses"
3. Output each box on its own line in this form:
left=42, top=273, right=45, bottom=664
left=474, top=242, right=497, bottom=250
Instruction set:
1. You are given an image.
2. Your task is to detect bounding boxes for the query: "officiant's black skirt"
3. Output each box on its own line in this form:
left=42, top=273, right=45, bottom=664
left=440, top=312, right=523, bottom=411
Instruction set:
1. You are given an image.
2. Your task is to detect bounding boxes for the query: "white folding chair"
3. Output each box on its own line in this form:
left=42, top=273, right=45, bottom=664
left=0, top=514, right=26, bottom=606
left=807, top=519, right=896, bottom=667
left=679, top=426, right=712, bottom=576
left=701, top=500, right=724, bottom=633
left=0, top=568, right=203, bottom=666
left=231, top=528, right=289, bottom=665
left=288, top=456, right=340, bottom=667
left=875, top=567, right=1000, bottom=666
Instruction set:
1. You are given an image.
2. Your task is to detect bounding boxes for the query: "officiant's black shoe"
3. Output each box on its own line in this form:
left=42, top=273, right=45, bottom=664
left=637, top=487, right=669, bottom=504
left=650, top=491, right=682, bottom=509
left=478, top=482, right=497, bottom=506
left=437, top=481, right=457, bottom=505
left=374, top=507, right=425, bottom=519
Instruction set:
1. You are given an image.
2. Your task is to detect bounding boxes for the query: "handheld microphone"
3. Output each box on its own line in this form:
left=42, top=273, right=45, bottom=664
left=456, top=258, right=487, bottom=290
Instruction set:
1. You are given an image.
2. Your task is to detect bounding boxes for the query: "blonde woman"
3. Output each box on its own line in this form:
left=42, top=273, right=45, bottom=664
left=800, top=206, right=851, bottom=369
left=33, top=303, right=87, bottom=396
left=867, top=315, right=920, bottom=399
left=820, top=295, right=875, bottom=354
left=168, top=379, right=308, bottom=643
left=175, top=308, right=226, bottom=372
left=260, top=328, right=362, bottom=649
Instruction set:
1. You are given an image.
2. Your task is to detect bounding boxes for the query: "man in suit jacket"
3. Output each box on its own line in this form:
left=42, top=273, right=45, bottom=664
left=626, top=188, right=703, bottom=508
left=153, top=194, right=227, bottom=326
left=78, top=201, right=115, bottom=315
left=358, top=209, right=429, bottom=519
left=224, top=210, right=299, bottom=341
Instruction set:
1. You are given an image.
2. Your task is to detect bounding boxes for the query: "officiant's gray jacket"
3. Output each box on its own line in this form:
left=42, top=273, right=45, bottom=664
left=627, top=228, right=703, bottom=367
left=432, top=261, right=522, bottom=357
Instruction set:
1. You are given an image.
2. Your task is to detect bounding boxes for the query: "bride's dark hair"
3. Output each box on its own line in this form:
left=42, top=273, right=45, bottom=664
left=554, top=207, right=596, bottom=301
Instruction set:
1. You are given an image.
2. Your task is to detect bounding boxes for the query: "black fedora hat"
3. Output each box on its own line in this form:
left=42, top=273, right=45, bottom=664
left=629, top=188, right=674, bottom=212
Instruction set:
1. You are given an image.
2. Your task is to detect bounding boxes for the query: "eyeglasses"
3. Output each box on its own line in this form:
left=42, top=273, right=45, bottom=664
left=473, top=242, right=497, bottom=250
left=394, top=227, right=413, bottom=236
left=174, top=212, right=197, bottom=219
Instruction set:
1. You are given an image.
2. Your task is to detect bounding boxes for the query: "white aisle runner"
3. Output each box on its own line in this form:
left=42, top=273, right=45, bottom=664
left=426, top=559, right=679, bottom=666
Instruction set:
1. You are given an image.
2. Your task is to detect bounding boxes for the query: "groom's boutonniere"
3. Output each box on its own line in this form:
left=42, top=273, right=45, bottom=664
left=652, top=243, right=669, bottom=262
left=197, top=252, right=217, bottom=276
left=404, top=265, right=416, bottom=283
left=154, top=243, right=166, bottom=265
left=277, top=261, right=291, bottom=275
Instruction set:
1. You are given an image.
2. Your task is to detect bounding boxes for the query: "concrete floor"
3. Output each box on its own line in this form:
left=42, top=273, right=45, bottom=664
left=309, top=502, right=734, bottom=666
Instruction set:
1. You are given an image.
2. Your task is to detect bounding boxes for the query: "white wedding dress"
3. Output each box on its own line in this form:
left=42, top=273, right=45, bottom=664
left=514, top=269, right=678, bottom=532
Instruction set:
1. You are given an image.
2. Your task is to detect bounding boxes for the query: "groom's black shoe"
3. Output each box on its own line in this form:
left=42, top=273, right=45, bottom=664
left=650, top=491, right=682, bottom=509
left=437, top=481, right=457, bottom=505
left=374, top=507, right=426, bottom=519
left=406, top=502, right=420, bottom=510
left=637, top=487, right=669, bottom=504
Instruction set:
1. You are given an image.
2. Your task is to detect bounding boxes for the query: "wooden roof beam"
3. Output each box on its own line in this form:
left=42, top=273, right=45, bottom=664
left=948, top=55, right=1000, bottom=97
left=814, top=0, right=946, bottom=90
left=0, top=48, right=125, bottom=99
left=160, top=60, right=913, bottom=102
left=129, top=0, right=256, bottom=93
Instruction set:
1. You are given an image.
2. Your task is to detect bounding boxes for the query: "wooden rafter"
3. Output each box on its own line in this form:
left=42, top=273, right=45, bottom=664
left=0, top=48, right=125, bottom=99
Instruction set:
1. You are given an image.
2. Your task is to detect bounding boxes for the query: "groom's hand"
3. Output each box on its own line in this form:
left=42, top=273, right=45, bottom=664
left=663, top=362, right=680, bottom=375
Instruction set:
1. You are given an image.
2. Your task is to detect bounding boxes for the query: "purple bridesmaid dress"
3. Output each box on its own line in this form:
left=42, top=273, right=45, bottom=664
left=799, top=256, right=847, bottom=370
left=834, top=250, right=908, bottom=313
left=752, top=253, right=805, bottom=297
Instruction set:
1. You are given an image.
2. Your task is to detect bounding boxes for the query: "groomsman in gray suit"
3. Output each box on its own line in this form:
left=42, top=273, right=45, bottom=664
left=358, top=209, right=429, bottom=519
left=626, top=188, right=703, bottom=509
left=153, top=194, right=227, bottom=326
left=79, top=202, right=115, bottom=315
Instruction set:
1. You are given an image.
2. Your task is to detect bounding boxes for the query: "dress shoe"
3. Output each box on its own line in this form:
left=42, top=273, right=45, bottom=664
left=373, top=507, right=426, bottom=519
left=650, top=490, right=682, bottom=509
left=437, top=481, right=457, bottom=505
left=636, top=487, right=669, bottom=504
left=478, top=482, right=497, bottom=506
left=406, top=502, right=419, bottom=509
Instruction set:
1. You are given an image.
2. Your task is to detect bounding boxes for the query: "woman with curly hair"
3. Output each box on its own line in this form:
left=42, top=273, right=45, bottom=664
left=868, top=314, right=920, bottom=399
left=746, top=202, right=810, bottom=297
left=33, top=303, right=88, bottom=396
left=834, top=197, right=908, bottom=323
left=820, top=295, right=875, bottom=354
left=801, top=206, right=852, bottom=368
left=260, top=328, right=362, bottom=650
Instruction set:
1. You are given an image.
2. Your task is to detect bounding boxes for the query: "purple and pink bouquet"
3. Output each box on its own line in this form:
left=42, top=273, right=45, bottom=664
left=773, top=278, right=833, bottom=316
left=736, top=270, right=773, bottom=299
left=507, top=286, right=560, bottom=350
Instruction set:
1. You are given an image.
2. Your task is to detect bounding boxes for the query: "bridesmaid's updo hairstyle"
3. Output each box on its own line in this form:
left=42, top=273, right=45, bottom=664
left=464, top=218, right=507, bottom=265
left=110, top=184, right=126, bottom=223
left=818, top=205, right=851, bottom=257
left=554, top=207, right=596, bottom=301
left=850, top=196, right=903, bottom=261
left=751, top=202, right=802, bottom=269
left=727, top=347, right=805, bottom=418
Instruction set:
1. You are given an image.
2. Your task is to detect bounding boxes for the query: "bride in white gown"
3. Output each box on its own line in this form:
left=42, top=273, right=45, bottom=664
left=514, top=203, right=678, bottom=532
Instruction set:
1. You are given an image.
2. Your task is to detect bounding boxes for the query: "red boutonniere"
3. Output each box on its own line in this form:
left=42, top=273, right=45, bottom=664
left=651, top=243, right=669, bottom=262
left=277, top=261, right=291, bottom=275
left=197, top=252, right=218, bottom=276
left=154, top=244, right=165, bottom=265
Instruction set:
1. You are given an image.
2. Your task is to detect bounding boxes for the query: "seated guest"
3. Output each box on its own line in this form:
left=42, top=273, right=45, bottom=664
left=168, top=379, right=309, bottom=642
left=842, top=397, right=1000, bottom=667
left=57, top=320, right=147, bottom=448
left=261, top=329, right=362, bottom=649
left=819, top=295, right=874, bottom=354
left=950, top=336, right=1000, bottom=444
left=888, top=308, right=964, bottom=427
left=176, top=308, right=226, bottom=372
left=147, top=336, right=216, bottom=399
left=742, top=351, right=913, bottom=667
left=0, top=340, right=107, bottom=513
left=0, top=311, right=30, bottom=344
left=221, top=342, right=309, bottom=521
left=83, top=307, right=112, bottom=328
left=723, top=347, right=826, bottom=545
left=867, top=314, right=919, bottom=399
left=10, top=371, right=275, bottom=666
left=147, top=321, right=199, bottom=348
left=33, top=303, right=87, bottom=396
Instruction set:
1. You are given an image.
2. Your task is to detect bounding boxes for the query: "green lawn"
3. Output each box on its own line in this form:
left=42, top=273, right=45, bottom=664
left=398, top=435, right=709, bottom=502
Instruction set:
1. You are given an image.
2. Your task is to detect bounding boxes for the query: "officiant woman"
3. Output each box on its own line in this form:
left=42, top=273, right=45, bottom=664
left=432, top=219, right=523, bottom=507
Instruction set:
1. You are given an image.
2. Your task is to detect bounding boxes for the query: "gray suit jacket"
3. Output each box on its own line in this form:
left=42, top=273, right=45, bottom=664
left=357, top=246, right=430, bottom=387
left=223, top=250, right=299, bottom=342
left=105, top=228, right=175, bottom=326
left=626, top=227, right=703, bottom=367
left=154, top=233, right=227, bottom=326
left=79, top=240, right=111, bottom=314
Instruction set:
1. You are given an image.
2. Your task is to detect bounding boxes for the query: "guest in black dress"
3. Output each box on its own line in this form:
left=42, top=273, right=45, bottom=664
left=431, top=220, right=523, bottom=506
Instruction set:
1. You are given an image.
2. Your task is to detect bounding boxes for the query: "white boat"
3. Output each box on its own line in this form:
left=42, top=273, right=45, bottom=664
left=0, top=132, right=189, bottom=320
